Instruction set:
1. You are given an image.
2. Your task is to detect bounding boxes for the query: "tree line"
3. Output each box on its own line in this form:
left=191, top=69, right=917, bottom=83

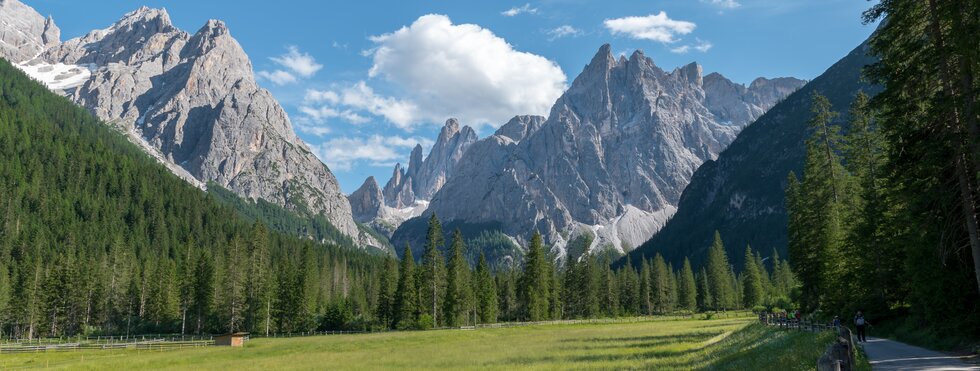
left=374, top=215, right=797, bottom=330
left=786, top=0, right=979, bottom=340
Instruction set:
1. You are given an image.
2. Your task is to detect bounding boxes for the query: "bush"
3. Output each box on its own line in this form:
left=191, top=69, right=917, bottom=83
left=417, top=314, right=434, bottom=330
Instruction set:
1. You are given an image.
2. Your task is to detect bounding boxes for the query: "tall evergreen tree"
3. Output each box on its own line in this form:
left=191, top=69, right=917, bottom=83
left=376, top=257, right=398, bottom=329
left=519, top=232, right=550, bottom=321
left=421, top=214, right=445, bottom=326
left=443, top=229, right=471, bottom=327
left=474, top=253, right=498, bottom=324
left=706, top=232, right=734, bottom=311
left=742, top=246, right=764, bottom=309
left=394, top=244, right=418, bottom=330
left=678, top=258, right=697, bottom=312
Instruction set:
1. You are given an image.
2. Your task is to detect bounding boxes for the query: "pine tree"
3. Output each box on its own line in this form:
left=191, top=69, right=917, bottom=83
left=191, top=251, right=214, bottom=334
left=742, top=246, right=763, bottom=309
left=696, top=268, right=711, bottom=312
left=651, top=254, right=669, bottom=314
left=376, top=257, right=398, bottom=329
left=706, top=231, right=734, bottom=311
left=519, top=232, right=550, bottom=321
left=618, top=259, right=640, bottom=315
left=474, top=253, right=497, bottom=324
left=394, top=244, right=418, bottom=330
left=639, top=259, right=653, bottom=315
left=443, top=229, right=471, bottom=327
left=678, top=258, right=697, bottom=311
left=421, top=214, right=445, bottom=326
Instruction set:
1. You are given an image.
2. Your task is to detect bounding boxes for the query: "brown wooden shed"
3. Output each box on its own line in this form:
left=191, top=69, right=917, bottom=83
left=215, top=332, right=249, bottom=347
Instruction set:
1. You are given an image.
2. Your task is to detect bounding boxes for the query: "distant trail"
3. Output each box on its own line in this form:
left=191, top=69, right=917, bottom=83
left=862, top=337, right=979, bottom=370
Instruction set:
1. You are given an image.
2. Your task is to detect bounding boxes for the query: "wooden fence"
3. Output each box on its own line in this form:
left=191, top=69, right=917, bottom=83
left=758, top=313, right=856, bottom=371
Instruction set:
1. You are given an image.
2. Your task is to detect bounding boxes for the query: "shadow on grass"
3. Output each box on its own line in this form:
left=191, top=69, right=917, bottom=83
left=492, top=324, right=823, bottom=370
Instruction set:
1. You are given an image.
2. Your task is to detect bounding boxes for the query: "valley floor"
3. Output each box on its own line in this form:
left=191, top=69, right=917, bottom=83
left=2, top=315, right=834, bottom=370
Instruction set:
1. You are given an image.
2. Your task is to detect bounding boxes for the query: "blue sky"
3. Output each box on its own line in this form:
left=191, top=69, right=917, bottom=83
left=28, top=0, right=877, bottom=193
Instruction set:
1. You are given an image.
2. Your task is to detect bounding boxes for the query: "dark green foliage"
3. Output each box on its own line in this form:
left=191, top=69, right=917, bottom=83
left=393, top=244, right=418, bottom=330
left=519, top=232, right=551, bottom=321
left=443, top=229, right=472, bottom=326
left=0, top=58, right=386, bottom=338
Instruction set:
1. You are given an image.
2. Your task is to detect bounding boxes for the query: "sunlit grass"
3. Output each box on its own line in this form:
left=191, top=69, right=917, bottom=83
left=0, top=316, right=834, bottom=370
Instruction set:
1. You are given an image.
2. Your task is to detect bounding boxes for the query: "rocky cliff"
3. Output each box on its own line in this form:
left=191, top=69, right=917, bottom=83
left=624, top=40, right=877, bottom=269
left=0, top=1, right=380, bottom=248
left=406, top=45, right=804, bottom=260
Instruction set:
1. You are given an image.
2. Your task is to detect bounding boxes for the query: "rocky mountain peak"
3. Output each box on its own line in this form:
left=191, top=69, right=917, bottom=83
left=42, top=15, right=59, bottom=47
left=416, top=44, right=804, bottom=260
left=0, top=0, right=59, bottom=62
left=441, top=118, right=461, bottom=137
left=348, top=176, right=386, bottom=223
left=2, top=1, right=383, bottom=249
left=585, top=43, right=617, bottom=72
left=676, top=62, right=703, bottom=86
left=494, top=115, right=546, bottom=143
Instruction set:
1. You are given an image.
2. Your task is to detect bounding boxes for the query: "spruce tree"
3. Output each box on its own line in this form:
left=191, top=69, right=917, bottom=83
left=474, top=253, right=498, bottom=324
left=742, top=246, right=763, bottom=309
left=376, top=257, right=398, bottom=329
left=443, top=229, right=471, bottom=327
left=394, top=244, right=418, bottom=330
left=519, top=232, right=550, bottom=321
left=706, top=231, right=734, bottom=311
left=421, top=214, right=445, bottom=326
left=696, top=268, right=711, bottom=312
left=678, top=258, right=698, bottom=312
left=651, top=254, right=669, bottom=314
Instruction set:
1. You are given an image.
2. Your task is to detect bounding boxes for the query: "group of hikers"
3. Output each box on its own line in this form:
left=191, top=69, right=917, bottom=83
left=760, top=310, right=871, bottom=342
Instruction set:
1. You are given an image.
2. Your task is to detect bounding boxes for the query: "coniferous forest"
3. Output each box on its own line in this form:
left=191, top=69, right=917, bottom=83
left=787, top=0, right=980, bottom=345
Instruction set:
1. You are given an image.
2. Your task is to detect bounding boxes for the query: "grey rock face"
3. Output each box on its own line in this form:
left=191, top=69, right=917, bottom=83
left=1, top=1, right=379, bottom=248
left=413, top=118, right=478, bottom=200
left=379, top=118, right=478, bottom=209
left=348, top=176, right=386, bottom=223
left=421, top=44, right=803, bottom=257
left=0, top=0, right=60, bottom=62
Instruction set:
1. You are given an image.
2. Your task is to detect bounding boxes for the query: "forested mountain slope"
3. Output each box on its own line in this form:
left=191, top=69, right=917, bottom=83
left=0, top=58, right=383, bottom=338
left=625, top=39, right=878, bottom=269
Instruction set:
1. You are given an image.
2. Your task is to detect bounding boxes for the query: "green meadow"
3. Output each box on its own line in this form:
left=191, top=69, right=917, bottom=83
left=2, top=316, right=834, bottom=370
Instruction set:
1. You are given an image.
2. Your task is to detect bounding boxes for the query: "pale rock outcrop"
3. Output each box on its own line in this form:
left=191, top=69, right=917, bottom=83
left=0, top=1, right=381, bottom=248
left=414, top=45, right=804, bottom=259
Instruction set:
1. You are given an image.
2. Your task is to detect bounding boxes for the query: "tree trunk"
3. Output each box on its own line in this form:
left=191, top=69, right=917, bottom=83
left=928, top=0, right=980, bottom=293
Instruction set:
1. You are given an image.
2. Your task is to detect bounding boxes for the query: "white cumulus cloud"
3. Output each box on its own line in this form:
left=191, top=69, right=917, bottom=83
left=501, top=3, right=537, bottom=16
left=604, top=12, right=696, bottom=43
left=365, top=14, right=567, bottom=129
left=313, top=135, right=435, bottom=171
left=271, top=46, right=323, bottom=77
left=257, top=46, right=322, bottom=86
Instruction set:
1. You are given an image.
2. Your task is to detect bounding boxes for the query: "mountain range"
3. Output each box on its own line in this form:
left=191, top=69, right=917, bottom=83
left=2, top=0, right=816, bottom=265
left=0, top=0, right=382, bottom=249
left=389, top=45, right=803, bottom=261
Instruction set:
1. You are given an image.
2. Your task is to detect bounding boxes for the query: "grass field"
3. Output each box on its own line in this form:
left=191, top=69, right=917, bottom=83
left=2, top=316, right=835, bottom=370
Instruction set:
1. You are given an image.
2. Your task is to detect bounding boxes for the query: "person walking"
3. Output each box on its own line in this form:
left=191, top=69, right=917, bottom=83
left=833, top=315, right=841, bottom=335
left=854, top=311, right=869, bottom=342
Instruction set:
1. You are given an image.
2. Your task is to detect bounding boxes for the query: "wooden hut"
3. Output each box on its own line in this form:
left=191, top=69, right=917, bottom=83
left=215, top=332, right=249, bottom=347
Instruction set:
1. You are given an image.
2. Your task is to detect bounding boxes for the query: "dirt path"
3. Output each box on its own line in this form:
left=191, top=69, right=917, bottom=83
left=861, top=337, right=978, bottom=370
